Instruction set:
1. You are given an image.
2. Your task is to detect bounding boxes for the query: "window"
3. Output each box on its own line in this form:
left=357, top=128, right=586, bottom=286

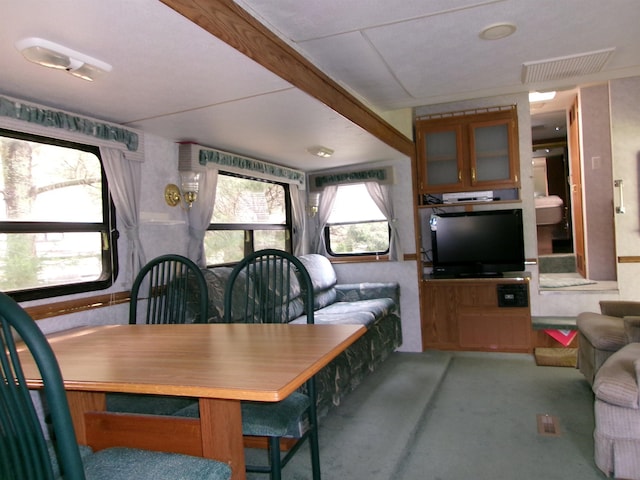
left=204, top=173, right=291, bottom=265
left=325, top=183, right=389, bottom=256
left=0, top=129, right=117, bottom=301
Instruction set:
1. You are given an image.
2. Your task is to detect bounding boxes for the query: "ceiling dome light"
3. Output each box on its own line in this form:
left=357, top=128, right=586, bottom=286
left=307, top=146, right=334, bottom=158
left=529, top=91, right=557, bottom=103
left=479, top=23, right=517, bottom=40
left=15, top=37, right=112, bottom=81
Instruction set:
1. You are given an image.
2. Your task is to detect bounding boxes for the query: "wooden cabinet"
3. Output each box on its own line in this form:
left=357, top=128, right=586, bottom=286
left=416, top=106, right=520, bottom=195
left=421, top=277, right=531, bottom=353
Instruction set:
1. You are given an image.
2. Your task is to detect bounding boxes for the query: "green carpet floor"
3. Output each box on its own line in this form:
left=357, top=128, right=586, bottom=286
left=248, top=350, right=607, bottom=480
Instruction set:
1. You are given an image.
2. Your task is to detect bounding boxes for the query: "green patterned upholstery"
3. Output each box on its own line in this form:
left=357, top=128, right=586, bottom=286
left=81, top=448, right=231, bottom=480
left=174, top=392, right=311, bottom=437
left=198, top=253, right=402, bottom=419
left=0, top=292, right=231, bottom=480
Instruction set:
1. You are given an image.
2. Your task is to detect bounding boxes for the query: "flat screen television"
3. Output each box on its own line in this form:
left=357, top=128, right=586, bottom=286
left=429, top=208, right=525, bottom=278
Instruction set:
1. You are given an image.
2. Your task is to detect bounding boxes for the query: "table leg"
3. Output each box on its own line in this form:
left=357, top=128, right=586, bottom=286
left=199, top=398, right=246, bottom=480
left=66, top=391, right=105, bottom=444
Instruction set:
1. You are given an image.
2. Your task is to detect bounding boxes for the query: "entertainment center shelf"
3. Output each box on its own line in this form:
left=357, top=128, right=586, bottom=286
left=421, top=275, right=532, bottom=353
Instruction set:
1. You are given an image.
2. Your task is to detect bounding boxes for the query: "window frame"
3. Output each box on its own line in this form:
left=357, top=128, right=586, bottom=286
left=323, top=183, right=391, bottom=258
left=205, top=171, right=292, bottom=266
left=0, top=128, right=118, bottom=302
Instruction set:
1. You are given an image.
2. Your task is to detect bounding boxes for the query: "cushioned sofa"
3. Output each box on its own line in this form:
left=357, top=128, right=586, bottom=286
left=592, top=342, right=640, bottom=479
left=576, top=301, right=640, bottom=385
left=200, top=253, right=402, bottom=417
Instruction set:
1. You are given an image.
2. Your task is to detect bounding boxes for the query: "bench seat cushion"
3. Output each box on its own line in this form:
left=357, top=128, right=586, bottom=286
left=291, top=298, right=394, bottom=328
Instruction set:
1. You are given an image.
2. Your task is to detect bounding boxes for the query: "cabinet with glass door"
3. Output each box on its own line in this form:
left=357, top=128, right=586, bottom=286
left=416, top=106, right=519, bottom=201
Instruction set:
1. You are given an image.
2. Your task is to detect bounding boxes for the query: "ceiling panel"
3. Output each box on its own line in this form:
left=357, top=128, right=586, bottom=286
left=132, top=87, right=403, bottom=170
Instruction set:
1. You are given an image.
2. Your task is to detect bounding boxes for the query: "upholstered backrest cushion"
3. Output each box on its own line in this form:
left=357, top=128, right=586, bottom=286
left=298, top=254, right=337, bottom=310
left=600, top=300, right=640, bottom=318
left=202, top=267, right=262, bottom=323
left=252, top=259, right=304, bottom=323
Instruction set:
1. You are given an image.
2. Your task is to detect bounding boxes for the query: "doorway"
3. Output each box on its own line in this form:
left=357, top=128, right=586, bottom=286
left=530, top=87, right=617, bottom=291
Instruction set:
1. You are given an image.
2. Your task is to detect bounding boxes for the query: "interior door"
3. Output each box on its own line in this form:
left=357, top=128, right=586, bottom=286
left=568, top=96, right=586, bottom=277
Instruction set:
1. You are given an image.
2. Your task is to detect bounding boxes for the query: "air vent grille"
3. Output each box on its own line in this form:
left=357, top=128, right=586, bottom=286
left=522, top=48, right=615, bottom=83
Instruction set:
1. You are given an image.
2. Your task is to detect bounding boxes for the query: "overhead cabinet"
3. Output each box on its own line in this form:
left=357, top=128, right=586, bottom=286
left=416, top=106, right=520, bottom=197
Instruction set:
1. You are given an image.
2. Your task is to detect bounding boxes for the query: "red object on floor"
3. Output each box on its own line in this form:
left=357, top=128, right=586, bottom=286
left=544, top=329, right=578, bottom=347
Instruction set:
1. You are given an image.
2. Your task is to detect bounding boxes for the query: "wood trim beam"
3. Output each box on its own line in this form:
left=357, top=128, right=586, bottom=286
left=619, top=256, right=640, bottom=263
left=159, top=0, right=414, bottom=158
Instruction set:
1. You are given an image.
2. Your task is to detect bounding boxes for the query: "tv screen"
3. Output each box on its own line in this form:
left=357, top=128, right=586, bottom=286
left=429, top=209, right=525, bottom=278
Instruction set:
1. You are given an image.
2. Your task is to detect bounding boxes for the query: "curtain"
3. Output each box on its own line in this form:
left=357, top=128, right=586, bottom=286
left=186, top=169, right=218, bottom=267
left=366, top=182, right=402, bottom=261
left=100, top=147, right=146, bottom=285
left=290, top=184, right=306, bottom=256
left=313, top=185, right=337, bottom=255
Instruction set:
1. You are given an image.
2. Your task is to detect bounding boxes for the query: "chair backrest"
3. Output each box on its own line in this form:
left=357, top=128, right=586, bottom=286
left=0, top=292, right=86, bottom=480
left=130, top=254, right=209, bottom=325
left=223, top=249, right=314, bottom=324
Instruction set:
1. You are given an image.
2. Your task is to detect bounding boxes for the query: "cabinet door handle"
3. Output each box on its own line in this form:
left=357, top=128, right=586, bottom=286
left=458, top=170, right=462, bottom=182
left=471, top=168, right=476, bottom=183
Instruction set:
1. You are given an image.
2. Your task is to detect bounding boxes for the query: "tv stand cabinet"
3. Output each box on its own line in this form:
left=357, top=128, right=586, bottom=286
left=421, top=276, right=531, bottom=353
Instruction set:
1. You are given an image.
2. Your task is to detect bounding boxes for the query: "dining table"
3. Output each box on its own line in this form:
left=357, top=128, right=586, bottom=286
left=18, top=322, right=366, bottom=480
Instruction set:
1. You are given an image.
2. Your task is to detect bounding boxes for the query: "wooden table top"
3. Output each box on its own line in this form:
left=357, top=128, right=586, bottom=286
left=19, top=323, right=366, bottom=402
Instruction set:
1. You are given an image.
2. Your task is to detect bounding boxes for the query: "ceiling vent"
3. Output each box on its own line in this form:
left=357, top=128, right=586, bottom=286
left=522, top=48, right=615, bottom=83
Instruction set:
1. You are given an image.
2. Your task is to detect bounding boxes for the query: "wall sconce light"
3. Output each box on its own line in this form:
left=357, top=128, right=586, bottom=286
left=15, top=37, right=112, bottom=81
left=307, top=192, right=320, bottom=217
left=165, top=172, right=200, bottom=209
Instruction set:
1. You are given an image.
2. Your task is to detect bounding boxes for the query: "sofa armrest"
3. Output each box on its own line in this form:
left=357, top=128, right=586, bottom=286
left=624, top=316, right=640, bottom=343
left=335, top=282, right=399, bottom=305
left=600, top=300, right=640, bottom=318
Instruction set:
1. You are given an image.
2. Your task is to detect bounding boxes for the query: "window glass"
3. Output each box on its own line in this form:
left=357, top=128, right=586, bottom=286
left=0, top=130, right=117, bottom=300
left=325, top=183, right=389, bottom=256
left=205, top=173, right=290, bottom=265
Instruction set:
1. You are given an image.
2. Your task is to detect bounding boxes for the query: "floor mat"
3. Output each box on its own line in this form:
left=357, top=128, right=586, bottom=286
left=539, top=276, right=597, bottom=288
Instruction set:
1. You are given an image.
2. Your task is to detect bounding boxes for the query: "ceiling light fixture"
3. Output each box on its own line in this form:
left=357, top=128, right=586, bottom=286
left=15, top=37, right=112, bottom=81
left=529, top=91, right=557, bottom=103
left=307, top=146, right=334, bottom=158
left=479, top=23, right=517, bottom=40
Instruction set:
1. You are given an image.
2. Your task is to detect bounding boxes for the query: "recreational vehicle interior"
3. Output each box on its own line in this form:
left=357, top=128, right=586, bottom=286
left=1, top=1, right=640, bottom=478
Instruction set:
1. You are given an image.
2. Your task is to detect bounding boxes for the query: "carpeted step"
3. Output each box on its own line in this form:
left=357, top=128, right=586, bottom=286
left=538, top=254, right=577, bottom=273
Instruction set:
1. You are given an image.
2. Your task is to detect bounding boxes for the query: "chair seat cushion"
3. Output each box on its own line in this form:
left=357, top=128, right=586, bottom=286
left=82, top=447, right=231, bottom=480
left=173, top=392, right=311, bottom=437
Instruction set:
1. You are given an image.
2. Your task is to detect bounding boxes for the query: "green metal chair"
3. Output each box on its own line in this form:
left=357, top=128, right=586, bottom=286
left=109, top=253, right=210, bottom=415
left=129, top=253, right=209, bottom=325
left=225, top=249, right=320, bottom=480
left=0, top=291, right=231, bottom=480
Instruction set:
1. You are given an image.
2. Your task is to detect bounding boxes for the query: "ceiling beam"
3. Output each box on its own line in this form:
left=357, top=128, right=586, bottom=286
left=160, top=0, right=415, bottom=158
